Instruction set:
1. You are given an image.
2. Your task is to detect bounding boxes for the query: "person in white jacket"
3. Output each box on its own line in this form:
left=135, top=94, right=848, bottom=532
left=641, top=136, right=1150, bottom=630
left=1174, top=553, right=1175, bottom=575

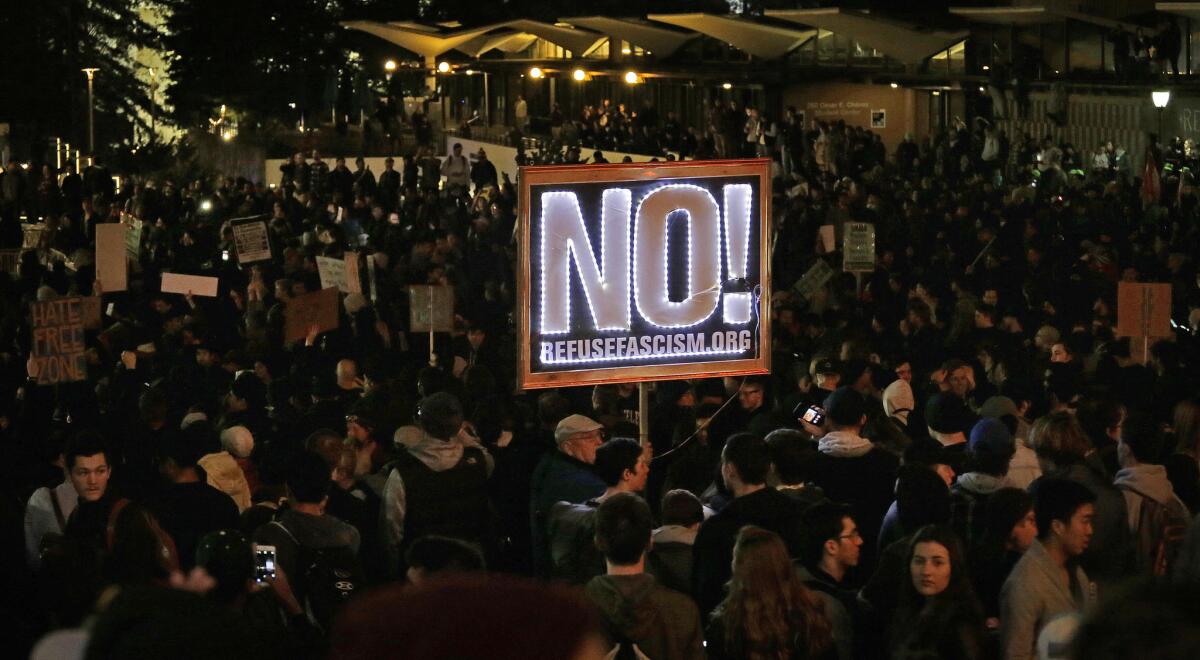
left=24, top=464, right=79, bottom=569
left=440, top=143, right=471, bottom=198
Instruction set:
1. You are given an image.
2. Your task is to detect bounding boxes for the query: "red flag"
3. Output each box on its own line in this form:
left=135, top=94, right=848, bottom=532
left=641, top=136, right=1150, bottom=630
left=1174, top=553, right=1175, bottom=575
left=1142, top=149, right=1161, bottom=206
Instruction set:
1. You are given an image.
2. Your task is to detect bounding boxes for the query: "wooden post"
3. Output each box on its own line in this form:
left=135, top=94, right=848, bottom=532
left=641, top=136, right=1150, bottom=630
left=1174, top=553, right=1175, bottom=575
left=428, top=289, right=436, bottom=367
left=638, top=382, right=650, bottom=449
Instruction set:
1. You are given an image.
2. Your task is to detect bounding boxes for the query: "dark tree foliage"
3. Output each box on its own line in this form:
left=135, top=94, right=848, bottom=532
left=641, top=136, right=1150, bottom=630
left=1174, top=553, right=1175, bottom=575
left=0, top=0, right=165, bottom=157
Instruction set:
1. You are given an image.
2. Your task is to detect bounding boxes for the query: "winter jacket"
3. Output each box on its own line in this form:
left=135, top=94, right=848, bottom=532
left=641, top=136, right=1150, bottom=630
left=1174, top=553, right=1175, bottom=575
left=1113, top=463, right=1191, bottom=573
left=546, top=499, right=603, bottom=585
left=585, top=573, right=705, bottom=660
left=530, top=451, right=606, bottom=576
left=647, top=525, right=696, bottom=596
left=691, top=488, right=805, bottom=617
left=808, top=431, right=900, bottom=569
left=999, top=540, right=1094, bottom=660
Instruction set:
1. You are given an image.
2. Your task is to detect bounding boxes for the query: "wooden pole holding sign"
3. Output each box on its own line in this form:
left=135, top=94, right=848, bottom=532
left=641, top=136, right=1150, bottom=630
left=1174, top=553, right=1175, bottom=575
left=409, top=285, right=454, bottom=368
left=1116, top=282, right=1172, bottom=364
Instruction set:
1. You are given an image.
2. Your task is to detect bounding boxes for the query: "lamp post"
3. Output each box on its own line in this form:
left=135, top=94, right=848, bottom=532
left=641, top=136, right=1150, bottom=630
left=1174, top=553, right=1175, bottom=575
left=82, top=68, right=99, bottom=156
left=1153, top=90, right=1171, bottom=144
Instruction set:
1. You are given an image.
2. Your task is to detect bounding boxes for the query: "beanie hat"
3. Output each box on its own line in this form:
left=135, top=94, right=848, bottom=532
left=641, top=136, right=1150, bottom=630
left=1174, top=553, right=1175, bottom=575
left=969, top=417, right=1014, bottom=458
left=823, top=387, right=866, bottom=427
left=926, top=393, right=976, bottom=435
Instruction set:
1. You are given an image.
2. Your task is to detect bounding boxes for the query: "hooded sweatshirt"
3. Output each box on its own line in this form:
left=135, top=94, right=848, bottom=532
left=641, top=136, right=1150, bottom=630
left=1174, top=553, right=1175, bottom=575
left=198, top=452, right=251, bottom=512
left=1113, top=464, right=1190, bottom=538
left=381, top=430, right=494, bottom=567
left=883, top=380, right=915, bottom=425
left=584, top=573, right=704, bottom=659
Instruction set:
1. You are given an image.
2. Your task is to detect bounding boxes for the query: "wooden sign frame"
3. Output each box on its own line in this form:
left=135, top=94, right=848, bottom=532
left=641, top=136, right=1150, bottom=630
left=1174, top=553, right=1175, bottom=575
left=517, top=159, right=772, bottom=390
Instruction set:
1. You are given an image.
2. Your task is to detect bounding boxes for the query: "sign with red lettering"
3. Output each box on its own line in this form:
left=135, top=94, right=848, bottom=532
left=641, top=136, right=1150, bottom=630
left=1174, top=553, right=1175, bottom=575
left=517, top=159, right=772, bottom=389
left=28, top=298, right=89, bottom=385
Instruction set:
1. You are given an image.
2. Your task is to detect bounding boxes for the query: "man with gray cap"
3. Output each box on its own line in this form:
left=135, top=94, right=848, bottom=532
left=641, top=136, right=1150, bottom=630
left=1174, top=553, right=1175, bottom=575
left=381, top=392, right=494, bottom=577
left=530, top=413, right=608, bottom=576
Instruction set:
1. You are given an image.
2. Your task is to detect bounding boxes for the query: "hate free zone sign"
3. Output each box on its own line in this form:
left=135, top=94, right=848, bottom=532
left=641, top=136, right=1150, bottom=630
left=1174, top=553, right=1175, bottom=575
left=518, top=160, right=771, bottom=389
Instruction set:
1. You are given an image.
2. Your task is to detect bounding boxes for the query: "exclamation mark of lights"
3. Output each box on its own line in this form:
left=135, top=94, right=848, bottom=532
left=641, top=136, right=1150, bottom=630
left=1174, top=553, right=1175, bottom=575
left=723, top=184, right=752, bottom=324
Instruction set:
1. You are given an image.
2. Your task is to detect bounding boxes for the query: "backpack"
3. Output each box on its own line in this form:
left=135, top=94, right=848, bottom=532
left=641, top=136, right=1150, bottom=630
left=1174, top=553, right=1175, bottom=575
left=271, top=521, right=364, bottom=631
left=1134, top=497, right=1189, bottom=577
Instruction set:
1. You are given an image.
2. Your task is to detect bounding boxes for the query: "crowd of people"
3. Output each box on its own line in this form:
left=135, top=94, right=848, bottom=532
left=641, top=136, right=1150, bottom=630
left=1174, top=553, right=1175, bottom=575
left=3, top=96, right=1200, bottom=659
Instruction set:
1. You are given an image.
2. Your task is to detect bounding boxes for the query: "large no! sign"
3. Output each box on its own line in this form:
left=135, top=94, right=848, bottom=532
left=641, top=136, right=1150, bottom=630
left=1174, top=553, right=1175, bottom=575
left=517, top=160, right=771, bottom=389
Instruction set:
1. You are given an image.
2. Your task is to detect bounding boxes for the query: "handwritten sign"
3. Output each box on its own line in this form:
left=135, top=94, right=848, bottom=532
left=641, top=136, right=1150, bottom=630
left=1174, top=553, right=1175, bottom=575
left=316, top=256, right=348, bottom=293
left=409, top=285, right=455, bottom=332
left=0, top=249, right=23, bottom=275
left=285, top=287, right=340, bottom=342
left=843, top=222, right=876, bottom=273
left=231, top=217, right=272, bottom=264
left=95, top=223, right=128, bottom=292
left=29, top=298, right=88, bottom=385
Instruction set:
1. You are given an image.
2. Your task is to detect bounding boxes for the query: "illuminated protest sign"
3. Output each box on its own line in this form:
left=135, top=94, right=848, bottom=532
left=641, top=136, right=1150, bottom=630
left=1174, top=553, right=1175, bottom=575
left=518, top=160, right=771, bottom=389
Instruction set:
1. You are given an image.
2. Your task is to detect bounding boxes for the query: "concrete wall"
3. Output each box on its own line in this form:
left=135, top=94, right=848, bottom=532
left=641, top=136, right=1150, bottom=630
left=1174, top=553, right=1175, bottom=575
left=782, top=83, right=918, bottom=150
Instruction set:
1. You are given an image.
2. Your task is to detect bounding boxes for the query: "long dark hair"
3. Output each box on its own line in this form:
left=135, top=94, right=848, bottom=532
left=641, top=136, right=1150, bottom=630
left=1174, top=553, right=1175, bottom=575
left=717, top=526, right=833, bottom=660
left=890, top=525, right=984, bottom=651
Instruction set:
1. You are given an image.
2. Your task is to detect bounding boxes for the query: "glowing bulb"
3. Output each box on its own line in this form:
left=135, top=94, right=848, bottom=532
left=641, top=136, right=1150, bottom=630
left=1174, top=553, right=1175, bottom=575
left=890, top=82, right=898, bottom=89
left=624, top=71, right=639, bottom=84
left=529, top=66, right=544, bottom=79
left=437, top=61, right=450, bottom=73
left=932, top=90, right=941, bottom=96
left=221, top=130, right=233, bottom=142
left=384, top=60, right=397, bottom=73
left=722, top=82, right=732, bottom=90
left=573, top=68, right=586, bottom=81
left=621, top=47, right=632, bottom=55
left=199, top=200, right=213, bottom=212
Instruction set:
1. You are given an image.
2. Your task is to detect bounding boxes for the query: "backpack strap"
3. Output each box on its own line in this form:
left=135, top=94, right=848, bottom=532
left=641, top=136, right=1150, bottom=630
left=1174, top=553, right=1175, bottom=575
left=48, top=487, right=67, bottom=531
left=270, top=519, right=299, bottom=545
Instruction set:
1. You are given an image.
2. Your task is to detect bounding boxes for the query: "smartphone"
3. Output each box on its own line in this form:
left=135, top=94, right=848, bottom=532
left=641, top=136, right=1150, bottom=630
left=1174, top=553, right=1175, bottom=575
left=254, top=544, right=277, bottom=584
left=796, top=404, right=826, bottom=427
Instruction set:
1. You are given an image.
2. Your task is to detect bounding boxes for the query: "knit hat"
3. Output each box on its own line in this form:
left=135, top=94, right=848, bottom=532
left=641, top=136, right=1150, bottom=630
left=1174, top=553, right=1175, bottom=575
left=220, top=425, right=255, bottom=458
left=882, top=379, right=915, bottom=423
left=823, top=387, right=866, bottom=427
left=925, top=393, right=976, bottom=435
left=554, top=414, right=603, bottom=445
left=969, top=418, right=1014, bottom=458
left=978, top=395, right=1020, bottom=420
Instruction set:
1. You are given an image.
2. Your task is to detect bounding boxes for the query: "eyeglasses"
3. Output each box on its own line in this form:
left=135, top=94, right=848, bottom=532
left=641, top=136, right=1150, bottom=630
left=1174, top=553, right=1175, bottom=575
left=837, top=530, right=862, bottom=541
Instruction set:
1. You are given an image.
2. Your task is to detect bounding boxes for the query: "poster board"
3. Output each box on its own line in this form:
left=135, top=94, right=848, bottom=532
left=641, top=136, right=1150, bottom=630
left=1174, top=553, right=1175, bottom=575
left=95, top=223, right=128, bottom=292
left=23, top=224, right=45, bottom=250
left=793, top=259, right=835, bottom=300
left=28, top=298, right=88, bottom=385
left=1116, top=283, right=1172, bottom=339
left=408, top=285, right=455, bottom=332
left=343, top=252, right=363, bottom=295
left=161, top=273, right=219, bottom=297
left=230, top=217, right=272, bottom=264
left=316, top=256, right=349, bottom=293
left=517, top=159, right=772, bottom=389
left=0, top=249, right=23, bottom=275
left=284, top=287, right=340, bottom=342
left=843, top=222, right=876, bottom=272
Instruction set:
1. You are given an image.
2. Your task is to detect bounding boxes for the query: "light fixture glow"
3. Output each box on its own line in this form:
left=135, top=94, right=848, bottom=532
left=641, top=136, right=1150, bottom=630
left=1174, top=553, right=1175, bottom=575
left=529, top=66, right=544, bottom=79
left=890, top=82, right=898, bottom=89
left=220, top=130, right=233, bottom=142
left=932, top=90, right=941, bottom=96
left=982, top=64, right=990, bottom=71
left=722, top=82, right=732, bottom=90
left=621, top=47, right=632, bottom=55
left=1153, top=90, right=1171, bottom=108
left=437, top=61, right=451, bottom=73
left=384, top=59, right=397, bottom=73
left=624, top=71, right=639, bottom=84
left=573, top=68, right=586, bottom=81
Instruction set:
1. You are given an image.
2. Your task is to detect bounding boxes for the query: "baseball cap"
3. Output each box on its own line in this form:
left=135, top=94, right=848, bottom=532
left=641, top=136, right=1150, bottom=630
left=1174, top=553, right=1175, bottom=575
left=554, top=414, right=603, bottom=445
left=925, top=393, right=976, bottom=435
left=969, top=417, right=1015, bottom=457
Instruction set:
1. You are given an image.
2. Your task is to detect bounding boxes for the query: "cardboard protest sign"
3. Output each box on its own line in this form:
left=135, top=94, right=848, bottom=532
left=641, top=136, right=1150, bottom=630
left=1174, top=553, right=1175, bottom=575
left=230, top=217, right=272, bottom=264
left=344, top=252, right=363, bottom=295
left=161, top=273, right=220, bottom=297
left=408, top=285, right=455, bottom=332
left=29, top=298, right=88, bottom=385
left=23, top=224, right=45, bottom=250
left=316, top=256, right=348, bottom=293
left=1116, top=283, right=1172, bottom=338
left=284, top=287, right=340, bottom=342
left=0, top=249, right=23, bottom=275
left=818, top=225, right=836, bottom=253
left=95, top=223, right=128, bottom=292
left=842, top=222, right=876, bottom=273
left=793, top=259, right=835, bottom=300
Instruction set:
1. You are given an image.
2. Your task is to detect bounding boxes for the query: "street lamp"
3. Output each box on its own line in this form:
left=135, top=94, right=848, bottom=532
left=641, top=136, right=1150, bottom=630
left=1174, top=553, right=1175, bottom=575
left=82, top=68, right=99, bottom=156
left=529, top=66, right=544, bottom=79
left=384, top=59, right=397, bottom=73
left=1153, top=90, right=1171, bottom=142
left=624, top=71, right=640, bottom=85
left=722, top=82, right=732, bottom=90
left=437, top=61, right=451, bottom=74
left=572, top=68, right=587, bottom=82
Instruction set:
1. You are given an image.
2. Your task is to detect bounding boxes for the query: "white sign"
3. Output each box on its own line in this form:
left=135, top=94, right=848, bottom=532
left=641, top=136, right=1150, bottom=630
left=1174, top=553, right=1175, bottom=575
left=316, top=256, right=348, bottom=293
left=161, top=273, right=219, bottom=297
left=230, top=218, right=272, bottom=264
